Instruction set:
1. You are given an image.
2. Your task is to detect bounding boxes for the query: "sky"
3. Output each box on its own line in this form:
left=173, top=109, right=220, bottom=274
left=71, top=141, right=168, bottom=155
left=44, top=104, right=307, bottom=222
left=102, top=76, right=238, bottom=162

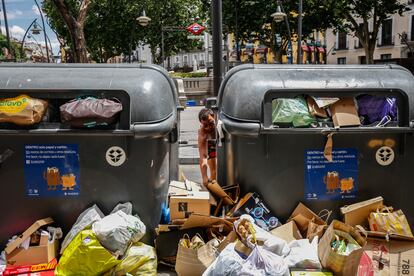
left=0, top=0, right=60, bottom=56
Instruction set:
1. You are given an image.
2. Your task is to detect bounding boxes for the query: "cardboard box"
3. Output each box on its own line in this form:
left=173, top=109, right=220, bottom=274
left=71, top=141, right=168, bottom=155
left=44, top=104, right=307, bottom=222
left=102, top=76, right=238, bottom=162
left=340, top=196, right=384, bottom=228
left=169, top=192, right=211, bottom=220
left=288, top=202, right=326, bottom=235
left=358, top=238, right=414, bottom=276
left=270, top=221, right=302, bottom=243
left=330, top=98, right=361, bottom=128
left=228, top=192, right=280, bottom=231
left=5, top=218, right=58, bottom=266
left=3, top=258, right=57, bottom=275
left=290, top=269, right=333, bottom=276
left=168, top=180, right=214, bottom=220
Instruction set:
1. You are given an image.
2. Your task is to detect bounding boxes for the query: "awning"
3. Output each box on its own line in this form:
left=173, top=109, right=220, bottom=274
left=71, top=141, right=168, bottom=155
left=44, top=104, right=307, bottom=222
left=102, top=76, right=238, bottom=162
left=255, top=48, right=268, bottom=54
left=317, top=47, right=326, bottom=53
left=308, top=46, right=315, bottom=52
left=301, top=45, right=309, bottom=52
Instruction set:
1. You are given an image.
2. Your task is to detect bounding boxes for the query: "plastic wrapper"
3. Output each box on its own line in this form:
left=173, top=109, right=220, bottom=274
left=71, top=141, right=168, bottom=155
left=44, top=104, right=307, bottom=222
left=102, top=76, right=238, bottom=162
left=60, top=97, right=122, bottom=128
left=239, top=246, right=289, bottom=276
left=203, top=243, right=244, bottom=276
left=357, top=95, right=397, bottom=125
left=60, top=204, right=104, bottom=254
left=272, top=97, right=315, bottom=127
left=92, top=210, right=146, bottom=257
left=104, top=242, right=157, bottom=276
left=55, top=230, right=121, bottom=276
left=0, top=95, right=48, bottom=125
left=110, top=202, right=133, bottom=215
left=284, top=238, right=321, bottom=269
left=368, top=207, right=413, bottom=237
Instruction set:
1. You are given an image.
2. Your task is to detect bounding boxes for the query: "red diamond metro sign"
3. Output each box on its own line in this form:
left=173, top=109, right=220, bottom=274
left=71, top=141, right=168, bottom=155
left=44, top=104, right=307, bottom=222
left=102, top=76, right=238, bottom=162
left=186, top=23, right=205, bottom=36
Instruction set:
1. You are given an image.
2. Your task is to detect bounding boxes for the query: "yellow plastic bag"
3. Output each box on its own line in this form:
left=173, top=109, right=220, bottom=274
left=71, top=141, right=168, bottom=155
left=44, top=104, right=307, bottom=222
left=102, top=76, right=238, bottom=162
left=55, top=230, right=121, bottom=276
left=105, top=242, right=157, bottom=276
left=369, top=207, right=413, bottom=237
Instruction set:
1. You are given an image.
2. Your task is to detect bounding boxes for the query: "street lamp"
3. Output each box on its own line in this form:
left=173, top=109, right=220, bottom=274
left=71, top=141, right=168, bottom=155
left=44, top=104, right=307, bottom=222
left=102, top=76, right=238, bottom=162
left=272, top=1, right=292, bottom=64
left=136, top=10, right=151, bottom=27
left=130, top=10, right=151, bottom=63
left=21, top=19, right=54, bottom=62
left=33, top=0, right=50, bottom=63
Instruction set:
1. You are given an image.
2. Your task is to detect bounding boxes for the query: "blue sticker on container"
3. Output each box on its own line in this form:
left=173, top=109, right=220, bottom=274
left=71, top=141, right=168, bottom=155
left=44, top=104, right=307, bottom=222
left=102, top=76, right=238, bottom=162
left=24, top=144, right=80, bottom=197
left=305, top=149, right=358, bottom=201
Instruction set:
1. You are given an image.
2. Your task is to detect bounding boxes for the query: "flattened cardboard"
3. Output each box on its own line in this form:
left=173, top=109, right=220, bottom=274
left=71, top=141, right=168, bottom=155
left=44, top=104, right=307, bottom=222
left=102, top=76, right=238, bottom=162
left=181, top=214, right=234, bottom=231
left=307, top=97, right=328, bottom=118
left=330, top=98, right=360, bottom=128
left=271, top=221, right=303, bottom=243
left=341, top=196, right=384, bottom=228
left=358, top=238, right=414, bottom=276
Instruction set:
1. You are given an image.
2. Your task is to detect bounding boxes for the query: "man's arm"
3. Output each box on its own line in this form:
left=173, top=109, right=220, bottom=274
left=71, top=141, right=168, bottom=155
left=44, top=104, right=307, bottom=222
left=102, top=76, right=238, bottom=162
left=198, top=130, right=209, bottom=186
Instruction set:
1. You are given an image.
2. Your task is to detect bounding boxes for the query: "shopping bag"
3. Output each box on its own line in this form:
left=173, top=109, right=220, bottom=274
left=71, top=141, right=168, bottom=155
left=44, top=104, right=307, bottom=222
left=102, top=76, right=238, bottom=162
left=0, top=95, right=48, bottom=125
left=104, top=242, right=157, bottom=276
left=368, top=207, right=413, bottom=237
left=55, top=230, right=121, bottom=276
left=306, top=218, right=327, bottom=241
left=175, top=234, right=218, bottom=276
left=288, top=203, right=328, bottom=236
left=272, top=97, right=315, bottom=127
left=318, top=220, right=366, bottom=276
left=60, top=97, right=122, bottom=128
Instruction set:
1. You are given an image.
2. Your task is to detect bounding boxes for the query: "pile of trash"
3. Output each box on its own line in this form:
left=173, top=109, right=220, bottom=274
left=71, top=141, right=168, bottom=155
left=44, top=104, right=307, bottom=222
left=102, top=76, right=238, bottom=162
left=272, top=95, right=398, bottom=128
left=0, top=182, right=413, bottom=276
left=0, top=202, right=157, bottom=276
left=159, top=178, right=414, bottom=276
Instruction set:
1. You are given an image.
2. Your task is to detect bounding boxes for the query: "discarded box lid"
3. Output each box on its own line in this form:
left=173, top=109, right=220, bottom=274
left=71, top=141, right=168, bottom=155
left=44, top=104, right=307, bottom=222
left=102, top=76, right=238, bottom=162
left=340, top=196, right=384, bottom=228
left=5, top=218, right=54, bottom=255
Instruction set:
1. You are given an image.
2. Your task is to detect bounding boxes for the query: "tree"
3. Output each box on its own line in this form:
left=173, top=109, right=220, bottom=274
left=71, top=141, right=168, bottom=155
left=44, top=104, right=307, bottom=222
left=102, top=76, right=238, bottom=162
left=326, top=0, right=408, bottom=64
left=202, top=0, right=336, bottom=63
left=43, top=0, right=91, bottom=63
left=43, top=0, right=206, bottom=63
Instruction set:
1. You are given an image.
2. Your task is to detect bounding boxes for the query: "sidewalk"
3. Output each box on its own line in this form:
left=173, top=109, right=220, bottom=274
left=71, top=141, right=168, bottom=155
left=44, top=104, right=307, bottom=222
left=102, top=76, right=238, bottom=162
left=179, top=106, right=202, bottom=165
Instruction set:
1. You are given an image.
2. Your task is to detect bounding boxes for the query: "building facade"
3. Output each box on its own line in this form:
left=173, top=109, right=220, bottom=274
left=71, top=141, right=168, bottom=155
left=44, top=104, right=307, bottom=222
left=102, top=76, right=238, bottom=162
left=326, top=1, right=414, bottom=64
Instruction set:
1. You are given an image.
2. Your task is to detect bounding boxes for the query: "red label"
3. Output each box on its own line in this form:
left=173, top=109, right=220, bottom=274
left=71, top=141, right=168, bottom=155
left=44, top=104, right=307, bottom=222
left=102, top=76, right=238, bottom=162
left=186, top=23, right=205, bottom=35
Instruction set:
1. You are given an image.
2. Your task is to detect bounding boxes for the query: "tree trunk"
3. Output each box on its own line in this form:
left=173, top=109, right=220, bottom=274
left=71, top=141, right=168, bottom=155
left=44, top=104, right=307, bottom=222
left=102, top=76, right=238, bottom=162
left=364, top=43, right=375, bottom=64
left=52, top=0, right=90, bottom=63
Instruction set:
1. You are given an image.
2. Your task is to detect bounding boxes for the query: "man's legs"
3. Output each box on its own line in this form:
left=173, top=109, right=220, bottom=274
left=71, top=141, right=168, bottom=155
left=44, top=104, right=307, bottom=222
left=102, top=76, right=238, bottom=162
left=207, top=158, right=217, bottom=181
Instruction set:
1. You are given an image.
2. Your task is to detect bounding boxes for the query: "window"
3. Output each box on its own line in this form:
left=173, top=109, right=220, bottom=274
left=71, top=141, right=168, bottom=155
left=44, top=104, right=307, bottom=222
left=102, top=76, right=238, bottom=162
left=381, top=54, right=392, bottom=60
left=359, top=56, right=366, bottom=64
left=337, top=57, right=346, bottom=64
left=337, top=32, right=348, bottom=50
left=381, top=19, right=393, bottom=46
left=411, top=15, right=414, bottom=41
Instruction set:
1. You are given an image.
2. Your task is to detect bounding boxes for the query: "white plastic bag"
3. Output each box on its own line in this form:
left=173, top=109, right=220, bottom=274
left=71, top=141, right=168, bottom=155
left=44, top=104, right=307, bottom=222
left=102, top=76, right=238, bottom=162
left=92, top=210, right=146, bottom=256
left=111, top=202, right=133, bottom=215
left=240, top=246, right=289, bottom=276
left=60, top=204, right=104, bottom=254
left=203, top=243, right=243, bottom=276
left=236, top=215, right=290, bottom=257
left=284, top=237, right=321, bottom=269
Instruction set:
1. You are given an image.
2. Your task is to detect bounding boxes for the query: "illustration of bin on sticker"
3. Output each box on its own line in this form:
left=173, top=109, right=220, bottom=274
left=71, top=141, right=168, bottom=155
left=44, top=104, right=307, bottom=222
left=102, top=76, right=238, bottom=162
left=305, top=149, right=358, bottom=201
left=24, top=144, right=80, bottom=197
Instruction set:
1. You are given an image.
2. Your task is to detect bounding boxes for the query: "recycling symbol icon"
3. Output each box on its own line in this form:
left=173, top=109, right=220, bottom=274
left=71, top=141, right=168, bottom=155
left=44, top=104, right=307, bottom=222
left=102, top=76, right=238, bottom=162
left=106, top=146, right=126, bottom=167
left=375, top=146, right=394, bottom=166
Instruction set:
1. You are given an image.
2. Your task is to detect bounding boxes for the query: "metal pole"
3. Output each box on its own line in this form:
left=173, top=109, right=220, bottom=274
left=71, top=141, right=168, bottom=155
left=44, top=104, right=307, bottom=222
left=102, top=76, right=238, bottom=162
left=21, top=19, right=38, bottom=60
left=161, top=28, right=165, bottom=68
left=280, top=3, right=293, bottom=64
left=2, top=0, right=11, bottom=59
left=212, top=0, right=223, bottom=96
left=34, top=0, right=50, bottom=63
left=235, top=0, right=240, bottom=62
left=297, top=0, right=303, bottom=64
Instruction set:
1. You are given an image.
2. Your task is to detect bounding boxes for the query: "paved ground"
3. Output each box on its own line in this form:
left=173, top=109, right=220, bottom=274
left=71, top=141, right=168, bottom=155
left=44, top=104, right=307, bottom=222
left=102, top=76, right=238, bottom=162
left=179, top=106, right=202, bottom=165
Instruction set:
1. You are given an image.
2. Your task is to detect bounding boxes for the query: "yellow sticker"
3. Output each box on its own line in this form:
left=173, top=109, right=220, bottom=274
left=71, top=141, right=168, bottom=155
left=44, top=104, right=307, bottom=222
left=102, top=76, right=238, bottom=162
left=0, top=95, right=30, bottom=114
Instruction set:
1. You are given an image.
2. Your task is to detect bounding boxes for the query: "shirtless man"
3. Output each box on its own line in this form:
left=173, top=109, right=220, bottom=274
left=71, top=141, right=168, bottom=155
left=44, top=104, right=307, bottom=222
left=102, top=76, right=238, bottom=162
left=198, top=108, right=217, bottom=186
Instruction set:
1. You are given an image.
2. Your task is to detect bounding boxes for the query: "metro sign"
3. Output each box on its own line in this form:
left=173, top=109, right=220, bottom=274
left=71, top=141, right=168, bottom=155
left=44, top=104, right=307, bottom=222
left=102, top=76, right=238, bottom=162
left=186, top=23, right=205, bottom=35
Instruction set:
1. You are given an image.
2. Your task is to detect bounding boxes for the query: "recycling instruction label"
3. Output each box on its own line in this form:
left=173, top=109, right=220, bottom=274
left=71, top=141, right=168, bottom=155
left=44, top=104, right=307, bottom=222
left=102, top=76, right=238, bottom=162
left=24, top=144, right=80, bottom=197
left=305, top=149, right=358, bottom=201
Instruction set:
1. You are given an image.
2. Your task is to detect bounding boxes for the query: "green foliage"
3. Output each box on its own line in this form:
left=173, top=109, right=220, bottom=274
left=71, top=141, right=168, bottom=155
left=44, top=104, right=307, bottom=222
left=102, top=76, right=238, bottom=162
left=171, top=71, right=207, bottom=78
left=324, top=0, right=409, bottom=63
left=0, top=34, right=26, bottom=61
left=43, top=0, right=208, bottom=63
